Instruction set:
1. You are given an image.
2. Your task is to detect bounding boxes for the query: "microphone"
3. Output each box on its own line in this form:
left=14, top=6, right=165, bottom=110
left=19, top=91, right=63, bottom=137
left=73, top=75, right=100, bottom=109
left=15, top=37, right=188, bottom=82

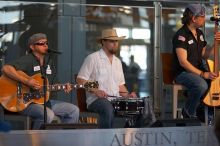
left=47, top=49, right=62, bottom=54
left=210, top=17, right=220, bottom=21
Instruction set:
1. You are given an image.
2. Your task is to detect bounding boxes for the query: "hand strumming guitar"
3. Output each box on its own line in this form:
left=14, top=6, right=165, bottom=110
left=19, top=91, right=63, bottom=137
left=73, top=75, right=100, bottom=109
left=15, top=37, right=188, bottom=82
left=26, top=78, right=41, bottom=90
left=202, top=72, right=217, bottom=80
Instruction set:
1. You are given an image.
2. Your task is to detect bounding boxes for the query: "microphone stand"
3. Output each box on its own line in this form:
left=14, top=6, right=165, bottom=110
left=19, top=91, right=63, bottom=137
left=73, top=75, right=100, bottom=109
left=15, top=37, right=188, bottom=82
left=40, top=54, right=52, bottom=128
left=39, top=49, right=61, bottom=129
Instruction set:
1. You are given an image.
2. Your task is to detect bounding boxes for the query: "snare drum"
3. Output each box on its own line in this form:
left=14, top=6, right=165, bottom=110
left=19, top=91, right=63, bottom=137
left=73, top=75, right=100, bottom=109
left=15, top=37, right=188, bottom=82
left=111, top=98, right=144, bottom=115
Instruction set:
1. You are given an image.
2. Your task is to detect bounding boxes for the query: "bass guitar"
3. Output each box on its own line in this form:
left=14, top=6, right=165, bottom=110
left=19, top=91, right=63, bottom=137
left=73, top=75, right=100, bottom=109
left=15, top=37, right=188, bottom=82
left=0, top=71, right=98, bottom=112
left=203, top=5, right=220, bottom=106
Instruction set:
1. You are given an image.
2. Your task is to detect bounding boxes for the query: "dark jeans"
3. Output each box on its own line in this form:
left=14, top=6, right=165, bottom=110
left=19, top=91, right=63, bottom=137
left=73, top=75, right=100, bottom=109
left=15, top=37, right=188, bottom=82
left=175, top=72, right=208, bottom=117
left=88, top=98, right=114, bottom=128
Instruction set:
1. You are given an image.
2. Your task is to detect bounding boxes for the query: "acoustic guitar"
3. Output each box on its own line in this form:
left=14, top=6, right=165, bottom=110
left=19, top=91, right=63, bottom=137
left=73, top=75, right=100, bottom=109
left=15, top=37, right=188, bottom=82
left=0, top=71, right=98, bottom=112
left=203, top=5, right=220, bottom=107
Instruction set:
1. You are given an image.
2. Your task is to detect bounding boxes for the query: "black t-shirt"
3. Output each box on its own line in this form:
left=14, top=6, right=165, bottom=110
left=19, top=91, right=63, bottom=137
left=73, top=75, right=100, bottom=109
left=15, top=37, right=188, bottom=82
left=7, top=53, right=58, bottom=99
left=172, top=25, right=207, bottom=77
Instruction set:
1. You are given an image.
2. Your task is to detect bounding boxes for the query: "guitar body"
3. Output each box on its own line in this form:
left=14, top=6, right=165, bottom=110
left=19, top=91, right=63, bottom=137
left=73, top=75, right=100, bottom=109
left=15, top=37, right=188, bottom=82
left=203, top=60, right=220, bottom=106
left=0, top=70, right=98, bottom=112
left=0, top=71, right=49, bottom=112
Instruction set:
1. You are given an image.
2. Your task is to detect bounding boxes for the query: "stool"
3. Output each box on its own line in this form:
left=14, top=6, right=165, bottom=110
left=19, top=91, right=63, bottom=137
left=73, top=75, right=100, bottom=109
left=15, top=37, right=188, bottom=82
left=161, top=53, right=187, bottom=119
left=1, top=105, right=32, bottom=130
left=161, top=53, right=208, bottom=125
left=163, top=83, right=187, bottom=119
left=4, top=113, right=31, bottom=130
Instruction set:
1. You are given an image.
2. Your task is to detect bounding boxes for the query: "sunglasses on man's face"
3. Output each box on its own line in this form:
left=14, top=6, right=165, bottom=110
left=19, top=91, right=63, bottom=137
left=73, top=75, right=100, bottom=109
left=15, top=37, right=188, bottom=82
left=34, top=41, right=48, bottom=46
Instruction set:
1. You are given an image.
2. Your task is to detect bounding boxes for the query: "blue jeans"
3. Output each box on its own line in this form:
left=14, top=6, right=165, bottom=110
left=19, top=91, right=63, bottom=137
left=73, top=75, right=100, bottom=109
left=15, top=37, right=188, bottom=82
left=88, top=98, right=114, bottom=128
left=175, top=72, right=208, bottom=117
left=20, top=99, right=79, bottom=129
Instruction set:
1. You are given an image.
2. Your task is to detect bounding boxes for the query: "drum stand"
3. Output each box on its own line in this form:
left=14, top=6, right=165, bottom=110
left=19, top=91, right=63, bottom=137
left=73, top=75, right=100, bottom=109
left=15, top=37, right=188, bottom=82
left=124, top=114, right=141, bottom=128
left=124, top=115, right=135, bottom=128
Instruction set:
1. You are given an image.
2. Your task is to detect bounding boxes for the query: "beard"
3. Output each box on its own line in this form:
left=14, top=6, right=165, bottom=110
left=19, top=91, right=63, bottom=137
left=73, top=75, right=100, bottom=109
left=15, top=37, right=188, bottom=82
left=108, top=48, right=117, bottom=54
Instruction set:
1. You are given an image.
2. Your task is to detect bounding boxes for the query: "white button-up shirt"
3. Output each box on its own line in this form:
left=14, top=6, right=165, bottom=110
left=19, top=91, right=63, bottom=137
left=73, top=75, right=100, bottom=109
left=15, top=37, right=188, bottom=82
left=77, top=49, right=125, bottom=106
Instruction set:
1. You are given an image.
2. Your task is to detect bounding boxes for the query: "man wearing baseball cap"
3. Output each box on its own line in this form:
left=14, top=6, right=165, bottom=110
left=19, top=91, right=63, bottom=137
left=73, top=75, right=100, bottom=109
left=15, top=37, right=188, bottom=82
left=172, top=4, right=220, bottom=121
left=1, top=33, right=79, bottom=129
left=77, top=29, right=137, bottom=128
left=186, top=4, right=205, bottom=17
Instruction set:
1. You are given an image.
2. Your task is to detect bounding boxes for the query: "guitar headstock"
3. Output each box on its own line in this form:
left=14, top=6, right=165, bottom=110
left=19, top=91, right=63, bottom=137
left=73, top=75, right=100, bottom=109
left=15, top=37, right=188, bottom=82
left=84, top=81, right=99, bottom=92
left=213, top=5, right=219, bottom=19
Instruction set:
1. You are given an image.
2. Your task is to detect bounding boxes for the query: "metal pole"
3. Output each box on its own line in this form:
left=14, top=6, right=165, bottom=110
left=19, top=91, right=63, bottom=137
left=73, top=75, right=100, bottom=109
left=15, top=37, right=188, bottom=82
left=153, top=2, right=162, bottom=114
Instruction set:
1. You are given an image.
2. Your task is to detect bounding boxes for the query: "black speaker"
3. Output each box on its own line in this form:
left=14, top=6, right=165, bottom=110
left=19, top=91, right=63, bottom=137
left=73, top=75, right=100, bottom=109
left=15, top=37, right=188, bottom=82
left=42, top=123, right=99, bottom=130
left=151, top=119, right=201, bottom=127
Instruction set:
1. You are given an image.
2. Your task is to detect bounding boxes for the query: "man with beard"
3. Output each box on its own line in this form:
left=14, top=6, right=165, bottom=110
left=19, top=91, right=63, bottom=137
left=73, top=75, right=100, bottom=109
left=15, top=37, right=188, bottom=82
left=77, top=29, right=137, bottom=128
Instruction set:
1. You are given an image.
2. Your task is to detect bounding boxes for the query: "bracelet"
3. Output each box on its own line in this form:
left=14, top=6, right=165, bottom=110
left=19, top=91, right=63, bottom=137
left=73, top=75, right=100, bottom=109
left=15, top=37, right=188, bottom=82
left=200, top=71, right=204, bottom=78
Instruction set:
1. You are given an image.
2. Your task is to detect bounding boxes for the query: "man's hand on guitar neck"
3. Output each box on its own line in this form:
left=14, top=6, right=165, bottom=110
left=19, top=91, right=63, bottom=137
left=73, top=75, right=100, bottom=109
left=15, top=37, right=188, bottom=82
left=64, top=83, right=72, bottom=94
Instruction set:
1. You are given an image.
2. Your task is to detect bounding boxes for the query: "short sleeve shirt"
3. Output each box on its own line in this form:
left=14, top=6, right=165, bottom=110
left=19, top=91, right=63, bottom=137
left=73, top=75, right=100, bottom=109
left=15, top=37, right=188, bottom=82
left=172, top=25, right=207, bottom=77
left=77, top=49, right=125, bottom=106
left=7, top=53, right=57, bottom=98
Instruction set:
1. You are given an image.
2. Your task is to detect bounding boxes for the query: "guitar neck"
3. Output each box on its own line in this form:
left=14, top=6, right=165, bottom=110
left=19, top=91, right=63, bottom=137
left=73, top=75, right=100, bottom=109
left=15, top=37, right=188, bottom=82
left=214, top=22, right=219, bottom=74
left=214, top=39, right=219, bottom=74
left=48, top=84, right=63, bottom=91
left=213, top=5, right=219, bottom=75
left=48, top=84, right=82, bottom=92
left=47, top=81, right=98, bottom=92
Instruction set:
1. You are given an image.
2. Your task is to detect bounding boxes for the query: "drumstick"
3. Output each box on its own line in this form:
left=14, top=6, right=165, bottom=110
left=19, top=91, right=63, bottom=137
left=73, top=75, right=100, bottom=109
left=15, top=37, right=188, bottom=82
left=107, top=95, right=122, bottom=98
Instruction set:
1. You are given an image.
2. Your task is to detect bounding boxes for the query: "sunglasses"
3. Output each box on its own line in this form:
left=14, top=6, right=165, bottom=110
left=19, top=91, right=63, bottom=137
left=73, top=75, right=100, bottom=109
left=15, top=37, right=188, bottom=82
left=34, top=42, right=48, bottom=46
